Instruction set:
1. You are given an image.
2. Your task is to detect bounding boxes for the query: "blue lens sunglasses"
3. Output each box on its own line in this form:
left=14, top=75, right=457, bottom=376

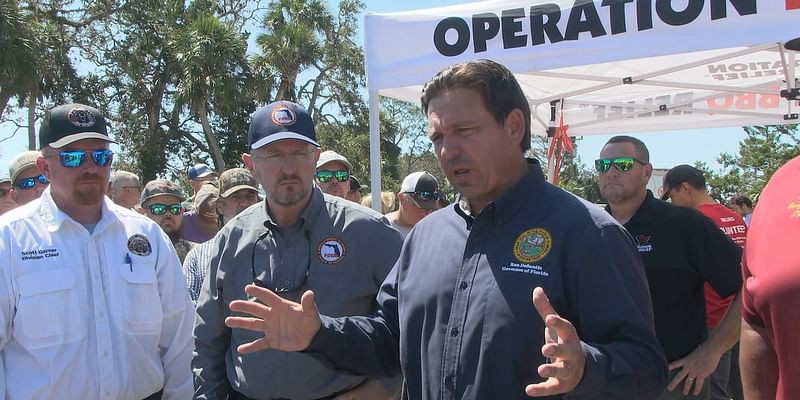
left=57, top=149, right=114, bottom=168
left=15, top=175, right=49, bottom=190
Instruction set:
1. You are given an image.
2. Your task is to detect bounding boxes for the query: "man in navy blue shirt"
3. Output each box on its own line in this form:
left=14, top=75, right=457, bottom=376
left=225, top=60, right=667, bottom=399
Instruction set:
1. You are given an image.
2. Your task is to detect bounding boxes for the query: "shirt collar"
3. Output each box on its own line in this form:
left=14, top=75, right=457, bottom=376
left=625, top=190, right=659, bottom=225
left=455, top=158, right=546, bottom=229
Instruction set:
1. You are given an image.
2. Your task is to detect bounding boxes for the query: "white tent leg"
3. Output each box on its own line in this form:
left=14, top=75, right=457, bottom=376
left=368, top=90, right=382, bottom=213
left=546, top=135, right=557, bottom=184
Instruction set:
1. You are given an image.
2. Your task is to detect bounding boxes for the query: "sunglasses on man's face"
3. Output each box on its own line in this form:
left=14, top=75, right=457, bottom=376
left=15, top=174, right=49, bottom=190
left=316, top=169, right=349, bottom=183
left=56, top=149, right=114, bottom=168
left=144, top=203, right=183, bottom=216
left=594, top=157, right=646, bottom=173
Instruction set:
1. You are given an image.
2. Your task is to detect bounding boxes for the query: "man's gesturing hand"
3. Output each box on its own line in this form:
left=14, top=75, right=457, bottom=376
left=525, top=287, right=586, bottom=398
left=225, top=285, right=322, bottom=354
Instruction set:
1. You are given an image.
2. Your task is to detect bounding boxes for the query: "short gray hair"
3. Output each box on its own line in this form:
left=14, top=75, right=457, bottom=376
left=110, top=170, right=141, bottom=195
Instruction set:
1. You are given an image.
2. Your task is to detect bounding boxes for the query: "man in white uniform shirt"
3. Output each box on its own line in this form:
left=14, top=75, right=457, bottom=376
left=0, top=103, right=194, bottom=399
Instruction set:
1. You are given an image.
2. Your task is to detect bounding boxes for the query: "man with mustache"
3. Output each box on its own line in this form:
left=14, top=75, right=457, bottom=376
left=139, top=179, right=195, bottom=263
left=193, top=101, right=403, bottom=400
left=223, top=60, right=667, bottom=399
left=0, top=103, right=193, bottom=399
left=182, top=168, right=260, bottom=303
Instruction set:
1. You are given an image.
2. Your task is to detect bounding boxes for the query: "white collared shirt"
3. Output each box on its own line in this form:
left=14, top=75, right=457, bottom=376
left=0, top=188, right=194, bottom=399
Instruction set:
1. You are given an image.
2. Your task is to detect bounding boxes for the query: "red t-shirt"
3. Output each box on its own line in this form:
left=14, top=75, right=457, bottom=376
left=697, top=203, right=747, bottom=328
left=742, top=155, right=800, bottom=400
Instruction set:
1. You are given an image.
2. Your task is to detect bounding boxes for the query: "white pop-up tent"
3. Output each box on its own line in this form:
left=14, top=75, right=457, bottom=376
left=363, top=0, right=799, bottom=203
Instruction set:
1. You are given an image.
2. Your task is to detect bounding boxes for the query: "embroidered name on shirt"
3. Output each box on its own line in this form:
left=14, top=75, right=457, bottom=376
left=502, top=262, right=549, bottom=277
left=20, top=248, right=60, bottom=261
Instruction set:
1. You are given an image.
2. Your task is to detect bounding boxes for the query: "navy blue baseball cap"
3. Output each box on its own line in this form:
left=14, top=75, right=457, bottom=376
left=248, top=101, right=319, bottom=150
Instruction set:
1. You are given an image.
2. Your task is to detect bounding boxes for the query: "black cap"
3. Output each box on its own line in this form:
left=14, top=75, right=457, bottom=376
left=661, top=164, right=706, bottom=200
left=247, top=101, right=319, bottom=150
left=349, top=176, right=362, bottom=192
left=38, top=103, right=115, bottom=149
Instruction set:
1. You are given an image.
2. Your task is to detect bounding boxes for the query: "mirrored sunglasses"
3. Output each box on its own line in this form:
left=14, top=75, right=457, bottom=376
left=144, top=203, right=183, bottom=216
left=594, top=157, right=645, bottom=173
left=58, top=149, right=114, bottom=168
left=15, top=174, right=49, bottom=190
left=316, top=169, right=350, bottom=183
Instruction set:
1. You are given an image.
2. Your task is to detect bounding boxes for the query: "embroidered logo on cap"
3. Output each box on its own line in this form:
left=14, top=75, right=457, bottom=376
left=67, top=106, right=96, bottom=128
left=127, top=234, right=152, bottom=256
left=318, top=238, right=346, bottom=264
left=271, top=105, right=296, bottom=126
left=513, top=228, right=552, bottom=263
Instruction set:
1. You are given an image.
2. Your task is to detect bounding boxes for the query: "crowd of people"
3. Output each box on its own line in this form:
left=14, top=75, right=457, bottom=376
left=0, top=59, right=797, bottom=400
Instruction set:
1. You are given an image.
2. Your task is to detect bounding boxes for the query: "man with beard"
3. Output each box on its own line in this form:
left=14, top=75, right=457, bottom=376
left=223, top=60, right=666, bottom=399
left=0, top=103, right=193, bottom=399
left=193, top=101, right=403, bottom=400
left=183, top=168, right=260, bottom=303
left=140, top=179, right=195, bottom=263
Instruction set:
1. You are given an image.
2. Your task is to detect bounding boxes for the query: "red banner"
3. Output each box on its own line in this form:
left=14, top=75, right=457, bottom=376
left=788, top=0, right=800, bottom=10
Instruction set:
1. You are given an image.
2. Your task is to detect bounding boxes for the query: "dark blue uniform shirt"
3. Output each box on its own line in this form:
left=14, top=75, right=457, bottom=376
left=308, top=160, right=667, bottom=399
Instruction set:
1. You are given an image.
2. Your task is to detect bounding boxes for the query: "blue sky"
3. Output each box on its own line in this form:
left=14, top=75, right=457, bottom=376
left=0, top=0, right=746, bottom=177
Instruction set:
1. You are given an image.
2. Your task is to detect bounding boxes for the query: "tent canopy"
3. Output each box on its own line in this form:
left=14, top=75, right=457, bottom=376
left=362, top=0, right=799, bottom=204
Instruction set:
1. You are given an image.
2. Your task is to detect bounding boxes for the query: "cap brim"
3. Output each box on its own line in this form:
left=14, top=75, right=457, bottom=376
left=410, top=196, right=439, bottom=210
left=142, top=193, right=186, bottom=203
left=250, top=132, right=319, bottom=150
left=48, top=132, right=115, bottom=149
left=220, top=185, right=259, bottom=198
left=196, top=171, right=215, bottom=178
left=10, top=161, right=39, bottom=182
left=317, top=158, right=353, bottom=172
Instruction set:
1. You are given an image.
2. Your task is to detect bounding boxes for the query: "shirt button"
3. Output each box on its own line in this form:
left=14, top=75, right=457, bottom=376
left=103, top=351, right=108, bottom=356
left=283, top=280, right=291, bottom=286
left=276, top=359, right=284, bottom=367
left=450, top=328, right=459, bottom=337
left=459, top=281, right=468, bottom=290
left=444, top=375, right=454, bottom=389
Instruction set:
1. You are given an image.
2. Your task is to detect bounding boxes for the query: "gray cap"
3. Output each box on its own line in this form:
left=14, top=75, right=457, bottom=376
left=9, top=151, right=41, bottom=183
left=316, top=150, right=352, bottom=172
left=218, top=168, right=258, bottom=198
left=0, top=176, right=10, bottom=185
left=140, top=179, right=186, bottom=204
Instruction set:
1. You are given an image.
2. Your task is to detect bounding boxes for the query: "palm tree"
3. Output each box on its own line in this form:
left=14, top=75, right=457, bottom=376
left=169, top=14, right=247, bottom=172
left=0, top=0, right=40, bottom=125
left=255, top=0, right=330, bottom=101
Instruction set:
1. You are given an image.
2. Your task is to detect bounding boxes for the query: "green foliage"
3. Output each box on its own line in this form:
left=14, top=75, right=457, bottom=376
left=701, top=125, right=800, bottom=204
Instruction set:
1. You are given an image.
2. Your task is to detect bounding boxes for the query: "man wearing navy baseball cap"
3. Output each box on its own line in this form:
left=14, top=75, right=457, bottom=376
left=194, top=101, right=403, bottom=400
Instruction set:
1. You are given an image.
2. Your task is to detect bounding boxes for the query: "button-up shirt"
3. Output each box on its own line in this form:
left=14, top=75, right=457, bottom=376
left=308, top=160, right=667, bottom=399
left=193, top=188, right=403, bottom=399
left=0, top=188, right=194, bottom=399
